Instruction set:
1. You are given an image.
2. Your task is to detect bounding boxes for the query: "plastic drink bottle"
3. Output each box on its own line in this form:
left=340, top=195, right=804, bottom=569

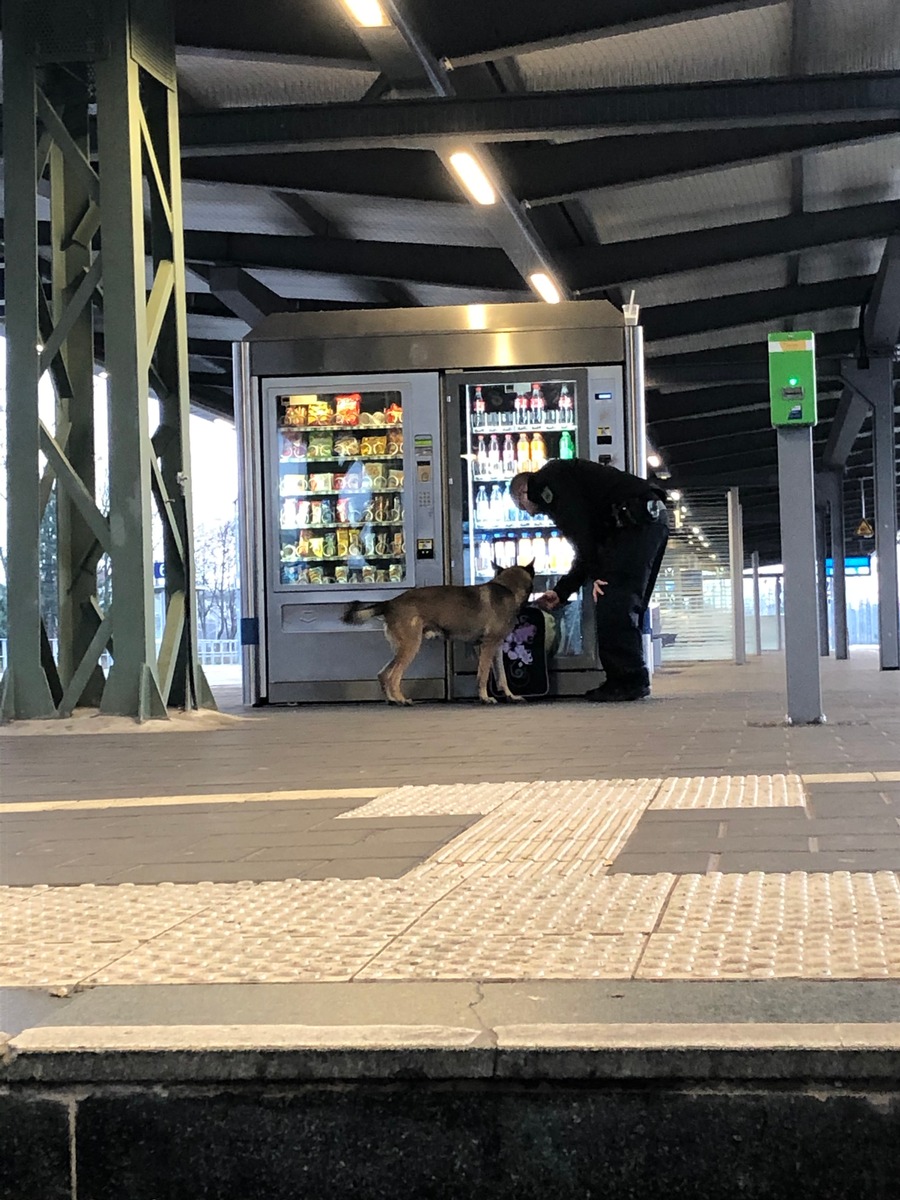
left=475, top=485, right=489, bottom=525
left=530, top=432, right=547, bottom=470
left=489, top=485, right=504, bottom=525
left=559, top=430, right=575, bottom=459
left=488, top=434, right=501, bottom=475
left=475, top=435, right=488, bottom=476
left=558, top=384, right=573, bottom=425
left=502, top=433, right=516, bottom=473
left=514, top=393, right=528, bottom=426
left=516, top=432, right=530, bottom=470
left=530, top=383, right=545, bottom=425
left=473, top=386, right=486, bottom=429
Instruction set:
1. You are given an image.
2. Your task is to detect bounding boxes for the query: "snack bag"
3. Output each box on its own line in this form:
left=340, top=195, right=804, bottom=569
left=335, top=393, right=361, bottom=426
left=307, top=431, right=334, bottom=460
left=307, top=398, right=334, bottom=426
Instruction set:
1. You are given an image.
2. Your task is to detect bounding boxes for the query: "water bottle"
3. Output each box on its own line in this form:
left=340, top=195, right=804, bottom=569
left=502, top=433, right=516, bottom=474
left=488, top=434, right=501, bottom=476
left=475, top=435, right=488, bottom=477
left=475, top=485, right=490, bottom=526
left=489, top=484, right=504, bottom=526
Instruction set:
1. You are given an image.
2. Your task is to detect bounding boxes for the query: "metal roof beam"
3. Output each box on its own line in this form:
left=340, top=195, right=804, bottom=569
left=862, top=232, right=900, bottom=351
left=183, top=229, right=522, bottom=290
left=179, top=73, right=900, bottom=155
left=643, top=276, right=872, bottom=341
left=501, top=122, right=900, bottom=204
left=565, top=201, right=900, bottom=293
left=420, top=0, right=785, bottom=64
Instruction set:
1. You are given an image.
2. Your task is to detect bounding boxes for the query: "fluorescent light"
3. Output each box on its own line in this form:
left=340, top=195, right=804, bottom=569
left=341, top=0, right=387, bottom=26
left=670, top=490, right=682, bottom=500
left=529, top=272, right=561, bottom=304
left=647, top=453, right=662, bottom=468
left=692, top=526, right=700, bottom=535
left=448, top=152, right=496, bottom=205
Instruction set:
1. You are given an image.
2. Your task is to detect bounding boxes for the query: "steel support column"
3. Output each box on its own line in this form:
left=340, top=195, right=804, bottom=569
left=815, top=504, right=830, bottom=656
left=842, top=359, right=900, bottom=670
left=728, top=488, right=746, bottom=666
left=1, top=0, right=212, bottom=721
left=777, top=427, right=824, bottom=723
left=820, top=470, right=848, bottom=660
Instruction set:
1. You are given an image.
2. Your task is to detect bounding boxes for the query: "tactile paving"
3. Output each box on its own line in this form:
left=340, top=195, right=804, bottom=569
left=637, top=871, right=900, bottom=979
left=410, top=778, right=659, bottom=880
left=356, top=932, right=649, bottom=980
left=338, top=781, right=525, bottom=819
left=650, top=774, right=805, bottom=810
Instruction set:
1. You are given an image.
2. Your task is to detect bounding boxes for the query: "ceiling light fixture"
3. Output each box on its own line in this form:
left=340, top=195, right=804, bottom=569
left=529, top=272, right=561, bottom=304
left=340, top=0, right=388, bottom=26
left=647, top=453, right=662, bottom=469
left=448, top=151, right=496, bottom=205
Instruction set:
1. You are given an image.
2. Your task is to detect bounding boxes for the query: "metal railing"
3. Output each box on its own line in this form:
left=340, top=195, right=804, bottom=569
left=0, top=637, right=241, bottom=674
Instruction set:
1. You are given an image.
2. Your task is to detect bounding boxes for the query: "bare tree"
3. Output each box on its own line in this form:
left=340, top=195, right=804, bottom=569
left=194, top=518, right=239, bottom=641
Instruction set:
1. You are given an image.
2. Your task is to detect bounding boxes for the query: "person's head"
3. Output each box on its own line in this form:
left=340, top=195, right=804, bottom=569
left=509, top=473, right=539, bottom=515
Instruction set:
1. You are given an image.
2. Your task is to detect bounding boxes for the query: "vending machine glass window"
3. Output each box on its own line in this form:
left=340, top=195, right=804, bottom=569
left=459, top=378, right=583, bottom=656
left=275, top=389, right=408, bottom=588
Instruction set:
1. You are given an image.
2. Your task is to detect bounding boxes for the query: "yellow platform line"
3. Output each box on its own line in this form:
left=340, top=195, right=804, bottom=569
left=801, top=772, right=900, bottom=784
left=0, top=788, right=384, bottom=815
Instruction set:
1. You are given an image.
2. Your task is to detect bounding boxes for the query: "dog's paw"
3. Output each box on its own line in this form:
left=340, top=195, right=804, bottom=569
left=505, top=693, right=526, bottom=702
left=479, top=695, right=498, bottom=705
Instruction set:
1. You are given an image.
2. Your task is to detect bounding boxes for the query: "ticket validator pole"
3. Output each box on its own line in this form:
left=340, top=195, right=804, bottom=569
left=769, top=332, right=825, bottom=725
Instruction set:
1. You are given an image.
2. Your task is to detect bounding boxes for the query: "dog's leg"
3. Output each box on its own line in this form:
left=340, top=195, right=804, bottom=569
left=491, top=643, right=524, bottom=702
left=379, top=617, right=422, bottom=705
left=476, top=639, right=502, bottom=704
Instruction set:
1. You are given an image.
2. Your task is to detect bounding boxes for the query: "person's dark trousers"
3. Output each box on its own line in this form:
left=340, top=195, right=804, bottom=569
left=594, top=511, right=669, bottom=692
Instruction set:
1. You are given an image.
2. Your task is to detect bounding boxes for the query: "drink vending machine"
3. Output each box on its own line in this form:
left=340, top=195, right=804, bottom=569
left=235, top=301, right=637, bottom=704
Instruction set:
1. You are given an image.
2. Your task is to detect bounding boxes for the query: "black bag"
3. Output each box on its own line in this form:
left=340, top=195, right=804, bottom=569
left=489, top=605, right=559, bottom=700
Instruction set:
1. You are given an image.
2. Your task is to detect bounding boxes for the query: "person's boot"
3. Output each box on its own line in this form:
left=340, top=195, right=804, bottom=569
left=584, top=670, right=650, bottom=702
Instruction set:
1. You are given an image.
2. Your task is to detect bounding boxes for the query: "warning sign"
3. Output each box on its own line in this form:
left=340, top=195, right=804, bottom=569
left=856, top=519, right=875, bottom=538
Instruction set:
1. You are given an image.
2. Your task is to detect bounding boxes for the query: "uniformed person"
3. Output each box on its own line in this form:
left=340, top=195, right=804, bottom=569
left=510, top=458, right=669, bottom=702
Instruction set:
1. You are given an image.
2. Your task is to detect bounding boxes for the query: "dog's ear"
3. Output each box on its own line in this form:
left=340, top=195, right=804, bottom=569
left=492, top=561, right=501, bottom=576
left=521, top=559, right=536, bottom=578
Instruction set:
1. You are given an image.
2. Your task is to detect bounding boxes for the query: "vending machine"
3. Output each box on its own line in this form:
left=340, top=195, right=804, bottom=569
left=235, top=301, right=635, bottom=704
left=444, top=367, right=625, bottom=697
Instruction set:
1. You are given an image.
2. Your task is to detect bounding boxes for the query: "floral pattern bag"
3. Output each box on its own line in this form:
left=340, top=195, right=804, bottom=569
left=489, top=605, right=558, bottom=700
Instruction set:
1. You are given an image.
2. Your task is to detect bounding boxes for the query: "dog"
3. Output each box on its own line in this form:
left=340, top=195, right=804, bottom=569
left=342, top=562, right=535, bottom=705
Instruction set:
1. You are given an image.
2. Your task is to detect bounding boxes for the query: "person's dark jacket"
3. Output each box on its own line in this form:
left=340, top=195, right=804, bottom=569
left=525, top=458, right=667, bottom=600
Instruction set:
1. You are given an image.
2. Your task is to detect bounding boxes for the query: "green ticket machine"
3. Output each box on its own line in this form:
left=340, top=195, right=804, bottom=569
left=768, top=331, right=817, bottom=427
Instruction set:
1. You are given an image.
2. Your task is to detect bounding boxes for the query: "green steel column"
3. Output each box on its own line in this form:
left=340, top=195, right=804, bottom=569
left=94, top=0, right=165, bottom=718
left=1, top=2, right=56, bottom=718
left=49, top=84, right=105, bottom=707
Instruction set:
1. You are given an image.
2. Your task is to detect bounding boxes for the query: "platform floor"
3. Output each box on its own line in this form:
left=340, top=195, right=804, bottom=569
left=2, top=649, right=900, bottom=1043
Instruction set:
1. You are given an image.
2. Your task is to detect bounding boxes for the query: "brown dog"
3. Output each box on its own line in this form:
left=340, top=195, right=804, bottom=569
left=342, top=563, right=535, bottom=705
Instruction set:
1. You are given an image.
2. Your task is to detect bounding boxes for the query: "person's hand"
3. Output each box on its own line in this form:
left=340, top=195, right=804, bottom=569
left=592, top=579, right=608, bottom=601
left=535, top=590, right=561, bottom=611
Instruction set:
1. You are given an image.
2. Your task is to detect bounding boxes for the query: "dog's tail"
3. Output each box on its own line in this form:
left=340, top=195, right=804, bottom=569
left=342, top=600, right=388, bottom=625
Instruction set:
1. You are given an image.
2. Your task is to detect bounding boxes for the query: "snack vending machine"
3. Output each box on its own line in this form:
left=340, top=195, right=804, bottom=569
left=445, top=366, right=626, bottom=697
left=248, top=371, right=444, bottom=703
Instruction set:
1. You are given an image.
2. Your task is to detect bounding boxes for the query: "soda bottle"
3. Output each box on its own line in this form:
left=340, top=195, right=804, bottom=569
left=516, top=432, right=530, bottom=471
left=533, top=534, right=548, bottom=574
left=530, top=431, right=547, bottom=470
left=518, top=533, right=532, bottom=567
left=473, top=386, right=486, bottom=429
left=558, top=384, right=573, bottom=425
left=530, top=383, right=545, bottom=426
left=475, top=435, right=488, bottom=477
left=475, top=485, right=490, bottom=526
left=559, top=430, right=575, bottom=460
left=502, top=433, right=516, bottom=474
left=488, top=434, right=501, bottom=476
left=514, top=393, right=528, bottom=426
